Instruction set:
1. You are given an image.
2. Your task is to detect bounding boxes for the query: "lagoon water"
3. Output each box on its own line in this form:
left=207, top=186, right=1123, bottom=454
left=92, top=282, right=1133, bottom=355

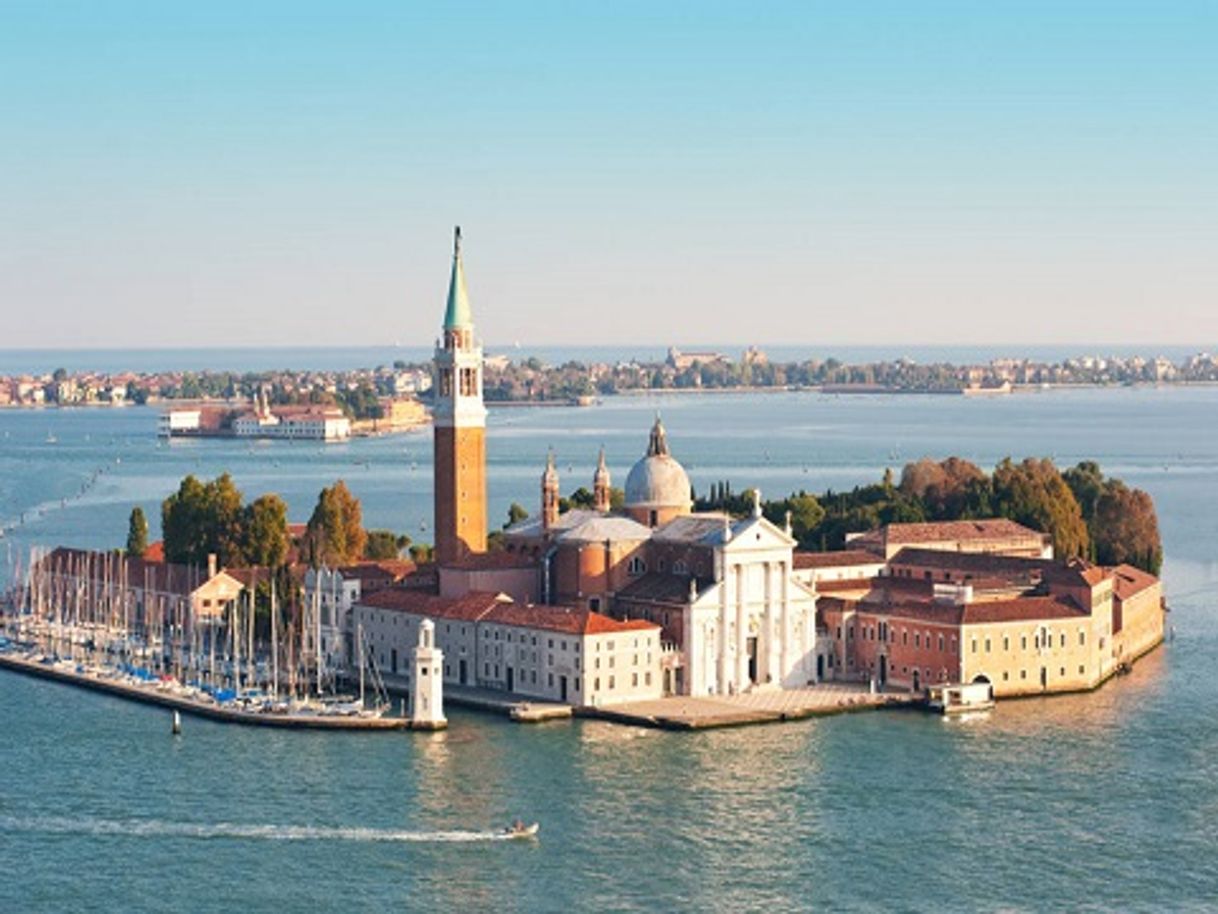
left=1, top=388, right=1217, bottom=911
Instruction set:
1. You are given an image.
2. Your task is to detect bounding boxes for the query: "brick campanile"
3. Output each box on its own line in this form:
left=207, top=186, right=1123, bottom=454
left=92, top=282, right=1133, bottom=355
left=432, top=226, right=488, bottom=564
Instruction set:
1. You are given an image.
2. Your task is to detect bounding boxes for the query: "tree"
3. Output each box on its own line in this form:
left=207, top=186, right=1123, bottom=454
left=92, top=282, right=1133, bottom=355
left=52, top=367, right=68, bottom=382
left=1091, top=480, right=1163, bottom=574
left=305, top=480, right=366, bottom=566
left=991, top=458, right=1089, bottom=559
left=243, top=494, right=289, bottom=567
left=507, top=503, right=529, bottom=527
left=161, top=473, right=248, bottom=567
left=126, top=507, right=148, bottom=557
left=1063, top=461, right=1105, bottom=521
left=162, top=475, right=209, bottom=566
left=567, top=486, right=595, bottom=509
left=409, top=543, right=434, bottom=563
left=901, top=456, right=987, bottom=519
left=365, top=530, right=409, bottom=560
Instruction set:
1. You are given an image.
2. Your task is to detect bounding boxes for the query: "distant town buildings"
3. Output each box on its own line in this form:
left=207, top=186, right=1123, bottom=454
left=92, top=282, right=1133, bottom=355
left=159, top=391, right=352, bottom=441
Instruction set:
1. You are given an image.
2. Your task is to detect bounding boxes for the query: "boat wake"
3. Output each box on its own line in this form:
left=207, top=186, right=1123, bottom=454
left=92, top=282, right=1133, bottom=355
left=0, top=814, right=514, bottom=843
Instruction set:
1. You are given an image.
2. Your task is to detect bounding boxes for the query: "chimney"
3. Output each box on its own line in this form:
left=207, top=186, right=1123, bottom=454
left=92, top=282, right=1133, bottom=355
left=207, top=553, right=217, bottom=578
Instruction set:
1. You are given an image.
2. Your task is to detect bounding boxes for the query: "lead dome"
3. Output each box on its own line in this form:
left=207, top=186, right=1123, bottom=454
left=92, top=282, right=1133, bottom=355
left=624, top=417, right=692, bottom=525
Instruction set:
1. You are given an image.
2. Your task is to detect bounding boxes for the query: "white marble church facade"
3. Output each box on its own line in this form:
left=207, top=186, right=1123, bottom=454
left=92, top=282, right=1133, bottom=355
left=682, top=507, right=822, bottom=696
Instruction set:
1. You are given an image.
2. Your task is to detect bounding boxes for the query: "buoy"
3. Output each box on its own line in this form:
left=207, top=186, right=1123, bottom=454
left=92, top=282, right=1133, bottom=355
left=172, top=710, right=182, bottom=735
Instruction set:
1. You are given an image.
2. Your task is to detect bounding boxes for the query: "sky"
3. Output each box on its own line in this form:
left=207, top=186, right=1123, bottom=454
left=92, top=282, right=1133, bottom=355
left=1, top=1, right=1215, bottom=350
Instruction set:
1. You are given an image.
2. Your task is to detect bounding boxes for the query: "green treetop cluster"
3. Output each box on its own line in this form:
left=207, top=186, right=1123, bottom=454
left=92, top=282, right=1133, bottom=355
left=697, top=456, right=1162, bottom=575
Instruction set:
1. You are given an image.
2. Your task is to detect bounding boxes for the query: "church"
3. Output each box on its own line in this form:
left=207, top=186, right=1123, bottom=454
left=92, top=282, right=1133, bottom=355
left=499, top=420, right=828, bottom=696
left=423, top=228, right=829, bottom=699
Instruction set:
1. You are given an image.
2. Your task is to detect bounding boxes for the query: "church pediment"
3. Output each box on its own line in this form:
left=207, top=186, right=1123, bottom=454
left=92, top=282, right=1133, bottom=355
left=720, top=515, right=796, bottom=553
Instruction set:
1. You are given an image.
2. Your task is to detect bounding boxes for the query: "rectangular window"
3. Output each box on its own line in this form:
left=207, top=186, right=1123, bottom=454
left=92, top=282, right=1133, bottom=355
left=1079, top=631, right=1086, bottom=646
left=971, top=639, right=978, bottom=654
left=1060, top=633, right=1066, bottom=648
left=1003, top=636, right=1009, bottom=651
left=1079, top=665, right=1085, bottom=675
left=632, top=673, right=638, bottom=687
left=985, top=638, right=991, bottom=653
left=609, top=675, right=615, bottom=689
left=1021, top=635, right=1027, bottom=650
left=938, top=635, right=944, bottom=652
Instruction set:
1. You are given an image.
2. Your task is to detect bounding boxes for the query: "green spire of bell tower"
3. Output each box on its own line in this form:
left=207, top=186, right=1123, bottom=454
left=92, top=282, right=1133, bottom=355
left=443, top=225, right=473, bottom=330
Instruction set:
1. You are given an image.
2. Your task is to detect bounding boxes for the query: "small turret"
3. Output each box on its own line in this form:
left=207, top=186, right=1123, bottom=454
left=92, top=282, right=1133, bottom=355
left=542, top=449, right=560, bottom=530
left=593, top=446, right=611, bottom=513
left=410, top=618, right=447, bottom=730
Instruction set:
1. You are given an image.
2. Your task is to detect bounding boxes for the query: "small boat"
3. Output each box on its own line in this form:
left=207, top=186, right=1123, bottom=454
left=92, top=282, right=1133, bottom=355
left=503, top=821, right=539, bottom=840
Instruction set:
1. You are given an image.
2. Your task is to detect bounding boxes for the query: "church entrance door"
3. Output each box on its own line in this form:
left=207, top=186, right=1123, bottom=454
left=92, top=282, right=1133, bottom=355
left=878, top=655, right=888, bottom=688
left=746, top=637, right=758, bottom=684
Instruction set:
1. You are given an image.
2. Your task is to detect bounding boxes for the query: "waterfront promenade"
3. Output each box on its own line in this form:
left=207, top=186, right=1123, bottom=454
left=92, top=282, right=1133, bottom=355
left=583, top=682, right=916, bottom=730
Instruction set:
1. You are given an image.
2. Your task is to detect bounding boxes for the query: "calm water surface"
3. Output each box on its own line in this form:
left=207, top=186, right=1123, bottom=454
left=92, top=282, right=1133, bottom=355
left=1, top=388, right=1216, bottom=911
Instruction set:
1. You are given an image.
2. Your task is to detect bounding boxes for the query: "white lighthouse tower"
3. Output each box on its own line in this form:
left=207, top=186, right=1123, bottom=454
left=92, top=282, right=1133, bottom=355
left=411, top=618, right=447, bottom=730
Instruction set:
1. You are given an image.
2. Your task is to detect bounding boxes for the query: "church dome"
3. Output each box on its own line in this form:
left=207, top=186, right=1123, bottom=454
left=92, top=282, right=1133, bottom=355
left=624, top=418, right=691, bottom=511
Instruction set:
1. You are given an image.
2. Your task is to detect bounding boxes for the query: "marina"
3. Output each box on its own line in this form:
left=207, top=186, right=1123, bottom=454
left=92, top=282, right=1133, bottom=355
left=0, top=651, right=409, bottom=730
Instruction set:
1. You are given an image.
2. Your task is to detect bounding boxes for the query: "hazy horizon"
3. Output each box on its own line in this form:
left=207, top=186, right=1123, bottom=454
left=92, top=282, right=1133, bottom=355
left=3, top=2, right=1215, bottom=349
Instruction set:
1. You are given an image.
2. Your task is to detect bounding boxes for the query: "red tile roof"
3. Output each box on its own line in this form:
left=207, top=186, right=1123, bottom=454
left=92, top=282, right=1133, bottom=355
left=358, top=589, right=659, bottom=637
left=337, top=559, right=418, bottom=582
left=853, top=519, right=1046, bottom=548
left=1043, top=559, right=1108, bottom=589
left=484, top=603, right=658, bottom=636
left=793, top=549, right=885, bottom=570
left=359, top=589, right=506, bottom=622
left=961, top=595, right=1087, bottom=624
left=889, top=547, right=1052, bottom=577
left=1109, top=564, right=1159, bottom=601
left=439, top=551, right=538, bottom=571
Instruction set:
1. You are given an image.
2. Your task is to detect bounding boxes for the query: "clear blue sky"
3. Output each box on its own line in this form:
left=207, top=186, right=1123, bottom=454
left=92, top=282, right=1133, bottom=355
left=1, top=1, right=1214, bottom=349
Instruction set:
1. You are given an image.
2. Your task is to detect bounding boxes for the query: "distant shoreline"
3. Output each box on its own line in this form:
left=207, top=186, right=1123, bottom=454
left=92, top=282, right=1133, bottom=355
left=6, top=380, right=1218, bottom=414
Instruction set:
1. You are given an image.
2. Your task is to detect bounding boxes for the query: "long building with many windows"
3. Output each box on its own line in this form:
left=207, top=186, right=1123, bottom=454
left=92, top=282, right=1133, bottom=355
left=353, top=589, right=663, bottom=707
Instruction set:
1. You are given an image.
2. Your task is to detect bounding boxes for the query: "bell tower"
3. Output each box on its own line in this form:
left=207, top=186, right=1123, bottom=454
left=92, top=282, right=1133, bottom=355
left=433, top=226, right=488, bottom=564
left=593, top=446, right=611, bottom=513
left=541, top=449, right=560, bottom=530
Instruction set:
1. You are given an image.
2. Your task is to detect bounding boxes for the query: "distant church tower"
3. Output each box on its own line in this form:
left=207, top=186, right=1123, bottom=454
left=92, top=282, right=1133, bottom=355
left=593, top=446, right=611, bottom=513
left=541, top=449, right=560, bottom=530
left=433, top=226, right=487, bottom=564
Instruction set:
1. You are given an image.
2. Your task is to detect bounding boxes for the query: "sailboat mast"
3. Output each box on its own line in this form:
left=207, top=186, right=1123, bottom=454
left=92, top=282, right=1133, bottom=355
left=271, top=578, right=279, bottom=702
